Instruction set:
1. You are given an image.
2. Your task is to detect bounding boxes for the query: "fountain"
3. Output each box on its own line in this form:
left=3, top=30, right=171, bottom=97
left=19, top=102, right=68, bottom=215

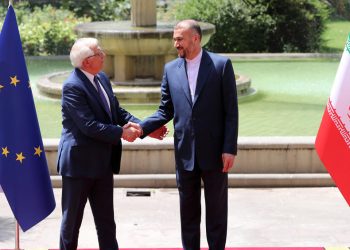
left=74, top=0, right=215, bottom=86
left=37, top=0, right=253, bottom=103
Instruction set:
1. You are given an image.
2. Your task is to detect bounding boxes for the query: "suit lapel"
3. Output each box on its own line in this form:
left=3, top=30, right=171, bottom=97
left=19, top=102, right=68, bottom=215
left=96, top=73, right=113, bottom=121
left=193, top=51, right=212, bottom=106
left=177, top=58, right=192, bottom=106
left=75, top=69, right=112, bottom=122
left=97, top=73, right=116, bottom=122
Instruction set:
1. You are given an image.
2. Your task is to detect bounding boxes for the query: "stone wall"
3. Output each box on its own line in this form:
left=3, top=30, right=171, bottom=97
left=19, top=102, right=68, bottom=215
left=45, top=137, right=333, bottom=188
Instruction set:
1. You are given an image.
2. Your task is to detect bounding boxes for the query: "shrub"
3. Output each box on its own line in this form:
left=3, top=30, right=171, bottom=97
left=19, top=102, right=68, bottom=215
left=61, top=0, right=129, bottom=21
left=173, top=0, right=329, bottom=52
left=20, top=5, right=90, bottom=55
left=327, top=0, right=350, bottom=20
left=0, top=4, right=90, bottom=55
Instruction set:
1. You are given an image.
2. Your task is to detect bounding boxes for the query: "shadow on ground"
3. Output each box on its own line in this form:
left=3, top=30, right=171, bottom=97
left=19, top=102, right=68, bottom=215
left=0, top=217, right=15, bottom=242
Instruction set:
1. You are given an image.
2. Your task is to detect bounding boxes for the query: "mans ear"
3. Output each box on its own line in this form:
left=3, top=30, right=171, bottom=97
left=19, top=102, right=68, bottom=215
left=81, top=58, right=89, bottom=68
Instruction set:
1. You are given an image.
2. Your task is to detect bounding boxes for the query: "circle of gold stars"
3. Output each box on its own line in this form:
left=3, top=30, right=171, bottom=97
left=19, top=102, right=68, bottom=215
left=1, top=145, right=43, bottom=164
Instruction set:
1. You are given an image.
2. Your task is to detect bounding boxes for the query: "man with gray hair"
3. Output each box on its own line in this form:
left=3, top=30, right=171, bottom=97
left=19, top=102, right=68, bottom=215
left=57, top=38, right=166, bottom=250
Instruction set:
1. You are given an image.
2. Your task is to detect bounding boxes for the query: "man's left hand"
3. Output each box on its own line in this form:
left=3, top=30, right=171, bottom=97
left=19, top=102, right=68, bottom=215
left=222, top=153, right=235, bottom=173
left=149, top=125, right=169, bottom=140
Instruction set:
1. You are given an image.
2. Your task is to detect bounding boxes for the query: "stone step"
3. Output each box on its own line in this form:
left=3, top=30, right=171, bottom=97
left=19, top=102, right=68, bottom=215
left=51, top=173, right=334, bottom=188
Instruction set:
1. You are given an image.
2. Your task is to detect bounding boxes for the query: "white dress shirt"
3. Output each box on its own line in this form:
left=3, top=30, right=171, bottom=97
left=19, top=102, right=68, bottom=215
left=81, top=69, right=111, bottom=110
left=185, top=49, right=202, bottom=102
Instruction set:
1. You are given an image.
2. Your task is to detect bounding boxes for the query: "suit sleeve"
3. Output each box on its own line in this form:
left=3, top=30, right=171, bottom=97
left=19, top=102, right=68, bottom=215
left=222, top=59, right=239, bottom=155
left=139, top=68, right=174, bottom=136
left=62, top=82, right=123, bottom=145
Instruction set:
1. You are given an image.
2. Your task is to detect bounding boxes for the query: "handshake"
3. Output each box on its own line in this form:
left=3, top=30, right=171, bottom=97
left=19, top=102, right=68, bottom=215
left=121, top=122, right=169, bottom=142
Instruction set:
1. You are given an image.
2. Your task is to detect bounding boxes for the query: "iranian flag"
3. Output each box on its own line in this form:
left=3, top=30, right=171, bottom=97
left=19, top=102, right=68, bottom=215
left=315, top=33, right=350, bottom=205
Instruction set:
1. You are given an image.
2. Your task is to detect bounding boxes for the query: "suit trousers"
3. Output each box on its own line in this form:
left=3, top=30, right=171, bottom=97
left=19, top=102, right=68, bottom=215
left=176, top=161, right=228, bottom=250
left=59, top=174, right=118, bottom=250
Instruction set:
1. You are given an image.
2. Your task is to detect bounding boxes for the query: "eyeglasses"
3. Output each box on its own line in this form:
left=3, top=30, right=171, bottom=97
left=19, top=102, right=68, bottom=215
left=86, top=50, right=105, bottom=59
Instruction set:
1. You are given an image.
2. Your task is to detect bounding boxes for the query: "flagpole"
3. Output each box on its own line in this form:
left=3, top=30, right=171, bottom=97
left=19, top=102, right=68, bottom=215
left=15, top=220, right=21, bottom=250
left=6, top=1, right=21, bottom=248
left=10, top=2, right=22, bottom=247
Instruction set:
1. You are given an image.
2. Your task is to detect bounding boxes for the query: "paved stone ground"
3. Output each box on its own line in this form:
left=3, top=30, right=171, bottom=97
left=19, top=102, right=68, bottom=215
left=1, top=187, right=350, bottom=249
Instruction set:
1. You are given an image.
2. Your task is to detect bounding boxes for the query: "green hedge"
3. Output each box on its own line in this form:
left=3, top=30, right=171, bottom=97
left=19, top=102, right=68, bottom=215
left=0, top=1, right=132, bottom=55
left=0, top=3, right=89, bottom=55
left=327, top=0, right=350, bottom=20
left=61, top=0, right=130, bottom=21
left=0, top=0, right=130, bottom=21
left=173, top=0, right=329, bottom=53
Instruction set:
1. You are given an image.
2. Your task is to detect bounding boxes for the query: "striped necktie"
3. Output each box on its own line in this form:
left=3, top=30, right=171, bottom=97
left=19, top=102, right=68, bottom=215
left=94, top=75, right=112, bottom=120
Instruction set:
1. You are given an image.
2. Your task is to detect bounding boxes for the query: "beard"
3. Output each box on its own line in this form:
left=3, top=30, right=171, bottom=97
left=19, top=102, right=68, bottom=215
left=177, top=48, right=186, bottom=58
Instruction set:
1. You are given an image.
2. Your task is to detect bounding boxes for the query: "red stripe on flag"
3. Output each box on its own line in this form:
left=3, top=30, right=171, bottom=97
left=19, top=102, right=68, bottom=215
left=316, top=108, right=350, bottom=205
left=47, top=248, right=324, bottom=250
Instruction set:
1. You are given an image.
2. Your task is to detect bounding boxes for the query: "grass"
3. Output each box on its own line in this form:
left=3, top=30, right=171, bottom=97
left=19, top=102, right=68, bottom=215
left=321, top=20, right=350, bottom=52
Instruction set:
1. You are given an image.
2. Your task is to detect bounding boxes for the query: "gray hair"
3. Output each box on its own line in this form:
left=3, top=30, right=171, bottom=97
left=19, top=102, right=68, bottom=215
left=175, top=19, right=202, bottom=40
left=70, top=38, right=99, bottom=68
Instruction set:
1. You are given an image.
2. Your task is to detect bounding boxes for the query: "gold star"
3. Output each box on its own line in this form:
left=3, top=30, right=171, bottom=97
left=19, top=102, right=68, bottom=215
left=16, top=152, right=25, bottom=164
left=28, top=81, right=31, bottom=88
left=1, top=147, right=10, bottom=157
left=10, top=76, right=20, bottom=86
left=0, top=84, right=4, bottom=90
left=34, top=146, right=42, bottom=157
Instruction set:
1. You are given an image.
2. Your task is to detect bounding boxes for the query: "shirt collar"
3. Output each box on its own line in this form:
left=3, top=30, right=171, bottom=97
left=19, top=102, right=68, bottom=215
left=80, top=69, right=95, bottom=84
left=185, top=49, right=202, bottom=64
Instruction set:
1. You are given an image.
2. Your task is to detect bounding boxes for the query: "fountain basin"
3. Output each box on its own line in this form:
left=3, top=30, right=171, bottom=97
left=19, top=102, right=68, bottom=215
left=37, top=71, right=254, bottom=103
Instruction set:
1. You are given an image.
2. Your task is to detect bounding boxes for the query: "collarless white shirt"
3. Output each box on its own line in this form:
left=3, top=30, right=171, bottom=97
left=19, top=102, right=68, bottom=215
left=81, top=69, right=111, bottom=110
left=185, top=49, right=202, bottom=101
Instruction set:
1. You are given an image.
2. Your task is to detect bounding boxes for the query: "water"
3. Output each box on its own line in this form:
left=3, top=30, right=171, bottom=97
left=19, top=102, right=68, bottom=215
left=26, top=57, right=341, bottom=137
left=234, top=59, right=340, bottom=136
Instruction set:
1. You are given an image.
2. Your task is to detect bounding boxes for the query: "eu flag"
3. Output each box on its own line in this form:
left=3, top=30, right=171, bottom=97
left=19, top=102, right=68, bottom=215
left=0, top=6, right=55, bottom=231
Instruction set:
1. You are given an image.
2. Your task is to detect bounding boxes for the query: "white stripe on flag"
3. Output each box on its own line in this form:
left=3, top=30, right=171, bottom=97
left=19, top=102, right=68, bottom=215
left=329, top=43, right=350, bottom=136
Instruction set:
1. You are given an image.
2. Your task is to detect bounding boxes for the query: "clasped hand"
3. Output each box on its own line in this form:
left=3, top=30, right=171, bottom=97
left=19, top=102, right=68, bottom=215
left=122, top=122, right=142, bottom=142
left=122, top=122, right=169, bottom=142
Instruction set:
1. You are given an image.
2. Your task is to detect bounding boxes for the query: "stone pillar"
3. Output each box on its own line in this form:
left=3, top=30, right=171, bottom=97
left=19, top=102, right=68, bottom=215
left=131, top=0, right=156, bottom=27
left=114, top=55, right=134, bottom=83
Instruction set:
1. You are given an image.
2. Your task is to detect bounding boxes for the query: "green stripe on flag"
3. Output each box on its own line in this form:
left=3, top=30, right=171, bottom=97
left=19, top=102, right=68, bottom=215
left=346, top=33, right=350, bottom=53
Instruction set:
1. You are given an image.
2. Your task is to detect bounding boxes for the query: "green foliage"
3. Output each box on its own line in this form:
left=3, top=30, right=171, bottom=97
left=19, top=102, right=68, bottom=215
left=61, top=0, right=130, bottom=21
left=20, top=5, right=89, bottom=55
left=173, top=0, right=329, bottom=52
left=0, top=1, right=131, bottom=55
left=327, top=0, right=350, bottom=20
left=0, top=3, right=90, bottom=55
left=263, top=0, right=329, bottom=52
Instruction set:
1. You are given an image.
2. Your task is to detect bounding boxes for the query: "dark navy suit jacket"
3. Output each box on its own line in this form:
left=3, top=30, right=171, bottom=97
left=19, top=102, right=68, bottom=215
left=57, top=69, right=140, bottom=177
left=140, top=50, right=238, bottom=171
